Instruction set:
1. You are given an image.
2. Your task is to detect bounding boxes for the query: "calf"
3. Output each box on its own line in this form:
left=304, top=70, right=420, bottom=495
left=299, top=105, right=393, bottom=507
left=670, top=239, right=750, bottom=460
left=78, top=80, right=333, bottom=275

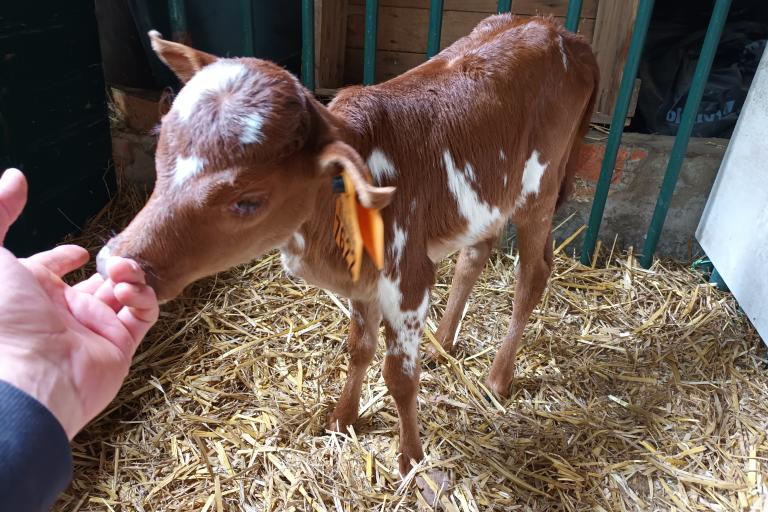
left=99, top=14, right=598, bottom=483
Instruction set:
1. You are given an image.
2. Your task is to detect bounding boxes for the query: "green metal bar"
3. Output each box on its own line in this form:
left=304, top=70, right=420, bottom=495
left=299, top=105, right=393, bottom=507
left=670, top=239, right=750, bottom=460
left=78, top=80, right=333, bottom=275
left=709, top=267, right=729, bottom=291
left=363, top=0, right=379, bottom=85
left=640, top=0, right=732, bottom=268
left=301, top=0, right=315, bottom=91
left=580, top=0, right=655, bottom=265
left=497, top=0, right=512, bottom=13
left=426, top=0, right=444, bottom=58
left=564, top=0, right=583, bottom=32
left=168, top=0, right=189, bottom=43
left=241, top=0, right=254, bottom=56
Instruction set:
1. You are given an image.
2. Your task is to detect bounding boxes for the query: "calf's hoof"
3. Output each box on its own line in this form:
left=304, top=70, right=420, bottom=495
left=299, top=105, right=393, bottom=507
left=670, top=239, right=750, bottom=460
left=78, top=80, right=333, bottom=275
left=326, top=409, right=357, bottom=434
left=423, top=341, right=456, bottom=367
left=484, top=375, right=512, bottom=399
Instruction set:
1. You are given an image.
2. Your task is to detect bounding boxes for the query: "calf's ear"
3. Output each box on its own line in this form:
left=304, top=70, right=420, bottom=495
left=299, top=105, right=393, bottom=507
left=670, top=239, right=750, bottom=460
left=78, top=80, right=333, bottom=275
left=318, top=141, right=395, bottom=210
left=149, top=30, right=218, bottom=83
left=303, top=96, right=395, bottom=210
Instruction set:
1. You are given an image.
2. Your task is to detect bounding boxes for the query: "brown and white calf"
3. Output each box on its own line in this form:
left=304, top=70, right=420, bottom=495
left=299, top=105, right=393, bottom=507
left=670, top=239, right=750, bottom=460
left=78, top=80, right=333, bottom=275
left=99, top=15, right=598, bottom=479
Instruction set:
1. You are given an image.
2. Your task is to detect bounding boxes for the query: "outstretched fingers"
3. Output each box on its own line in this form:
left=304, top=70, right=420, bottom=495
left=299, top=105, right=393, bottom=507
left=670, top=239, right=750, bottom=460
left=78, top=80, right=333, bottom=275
left=107, top=257, right=159, bottom=348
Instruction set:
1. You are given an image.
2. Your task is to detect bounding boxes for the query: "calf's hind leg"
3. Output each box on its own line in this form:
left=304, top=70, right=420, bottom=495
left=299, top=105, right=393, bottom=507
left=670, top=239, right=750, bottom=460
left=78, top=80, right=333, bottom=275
left=427, top=237, right=496, bottom=360
left=487, top=215, right=553, bottom=398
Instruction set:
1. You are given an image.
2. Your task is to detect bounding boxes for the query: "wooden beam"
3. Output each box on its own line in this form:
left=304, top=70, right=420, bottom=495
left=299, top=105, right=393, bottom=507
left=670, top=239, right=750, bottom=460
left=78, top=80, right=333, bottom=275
left=347, top=6, right=595, bottom=54
left=591, top=0, right=641, bottom=122
left=348, top=0, right=598, bottom=18
left=315, top=0, right=349, bottom=89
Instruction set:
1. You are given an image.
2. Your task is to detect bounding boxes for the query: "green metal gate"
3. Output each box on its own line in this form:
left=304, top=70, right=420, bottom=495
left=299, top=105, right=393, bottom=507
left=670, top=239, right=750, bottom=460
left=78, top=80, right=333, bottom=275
left=300, top=0, right=734, bottom=269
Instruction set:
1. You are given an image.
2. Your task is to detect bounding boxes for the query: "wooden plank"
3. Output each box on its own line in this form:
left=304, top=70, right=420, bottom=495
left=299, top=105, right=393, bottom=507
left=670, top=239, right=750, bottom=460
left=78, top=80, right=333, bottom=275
left=348, top=0, right=598, bottom=18
left=344, top=48, right=427, bottom=84
left=591, top=79, right=641, bottom=126
left=314, top=0, right=348, bottom=89
left=347, top=6, right=595, bottom=54
left=591, top=0, right=640, bottom=120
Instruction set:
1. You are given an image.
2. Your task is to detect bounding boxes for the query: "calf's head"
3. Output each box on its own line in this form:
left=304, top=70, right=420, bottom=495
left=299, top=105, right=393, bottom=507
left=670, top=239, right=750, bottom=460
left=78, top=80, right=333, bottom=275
left=98, top=32, right=393, bottom=300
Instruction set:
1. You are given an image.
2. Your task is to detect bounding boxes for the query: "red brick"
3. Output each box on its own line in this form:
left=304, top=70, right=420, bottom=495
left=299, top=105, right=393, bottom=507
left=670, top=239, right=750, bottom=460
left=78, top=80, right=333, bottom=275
left=573, top=142, right=648, bottom=183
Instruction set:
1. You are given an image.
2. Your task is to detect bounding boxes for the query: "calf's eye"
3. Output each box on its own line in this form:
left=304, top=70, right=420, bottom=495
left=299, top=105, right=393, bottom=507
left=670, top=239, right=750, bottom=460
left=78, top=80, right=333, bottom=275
left=231, top=199, right=264, bottom=216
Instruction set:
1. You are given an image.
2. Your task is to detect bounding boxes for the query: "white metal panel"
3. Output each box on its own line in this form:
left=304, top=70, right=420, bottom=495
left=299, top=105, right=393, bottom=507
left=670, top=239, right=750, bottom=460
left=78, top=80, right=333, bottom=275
left=697, top=48, right=768, bottom=343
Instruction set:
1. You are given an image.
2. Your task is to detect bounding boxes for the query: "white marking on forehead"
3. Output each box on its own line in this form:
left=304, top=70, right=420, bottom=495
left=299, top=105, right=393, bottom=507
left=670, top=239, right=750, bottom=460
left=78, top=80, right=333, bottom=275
left=499, top=149, right=507, bottom=161
left=240, top=112, right=266, bottom=144
left=515, top=149, right=549, bottom=210
left=173, top=155, right=205, bottom=187
left=367, top=149, right=397, bottom=185
left=172, top=61, right=247, bottom=121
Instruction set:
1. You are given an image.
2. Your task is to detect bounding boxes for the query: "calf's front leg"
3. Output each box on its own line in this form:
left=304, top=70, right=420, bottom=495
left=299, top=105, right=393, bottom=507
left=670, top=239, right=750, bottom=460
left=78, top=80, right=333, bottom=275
left=378, top=258, right=433, bottom=476
left=328, top=300, right=381, bottom=432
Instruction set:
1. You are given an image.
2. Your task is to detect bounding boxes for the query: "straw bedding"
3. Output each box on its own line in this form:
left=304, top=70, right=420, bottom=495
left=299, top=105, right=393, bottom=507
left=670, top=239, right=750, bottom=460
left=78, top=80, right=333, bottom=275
left=52, top=177, right=767, bottom=511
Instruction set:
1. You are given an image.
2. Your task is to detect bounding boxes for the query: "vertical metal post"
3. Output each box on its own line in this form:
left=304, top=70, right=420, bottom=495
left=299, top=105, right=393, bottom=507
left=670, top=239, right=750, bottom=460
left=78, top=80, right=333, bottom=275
left=426, top=0, right=444, bottom=58
left=168, top=0, right=190, bottom=44
left=497, top=0, right=512, bottom=13
left=580, top=0, right=655, bottom=265
left=640, top=0, right=732, bottom=268
left=363, top=0, right=379, bottom=85
left=565, top=0, right=583, bottom=32
left=301, top=0, right=315, bottom=91
left=710, top=267, right=729, bottom=291
left=241, top=0, right=254, bottom=56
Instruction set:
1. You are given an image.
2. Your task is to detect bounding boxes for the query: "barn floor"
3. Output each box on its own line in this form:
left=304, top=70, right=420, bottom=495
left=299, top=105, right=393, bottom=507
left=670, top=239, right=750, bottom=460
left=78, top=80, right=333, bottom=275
left=53, top=180, right=767, bottom=512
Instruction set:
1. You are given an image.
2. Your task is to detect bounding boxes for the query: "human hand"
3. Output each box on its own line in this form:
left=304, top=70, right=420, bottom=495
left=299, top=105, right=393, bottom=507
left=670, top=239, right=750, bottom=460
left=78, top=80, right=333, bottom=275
left=0, top=168, right=159, bottom=439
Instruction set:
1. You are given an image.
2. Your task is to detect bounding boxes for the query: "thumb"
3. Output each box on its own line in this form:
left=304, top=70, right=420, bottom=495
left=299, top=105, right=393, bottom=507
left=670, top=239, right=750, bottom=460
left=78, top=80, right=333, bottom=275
left=0, top=168, right=28, bottom=245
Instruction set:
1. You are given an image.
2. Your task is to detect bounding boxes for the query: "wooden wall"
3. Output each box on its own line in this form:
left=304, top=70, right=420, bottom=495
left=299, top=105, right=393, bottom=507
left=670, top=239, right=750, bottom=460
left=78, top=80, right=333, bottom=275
left=343, top=0, right=598, bottom=84
left=314, top=0, right=639, bottom=122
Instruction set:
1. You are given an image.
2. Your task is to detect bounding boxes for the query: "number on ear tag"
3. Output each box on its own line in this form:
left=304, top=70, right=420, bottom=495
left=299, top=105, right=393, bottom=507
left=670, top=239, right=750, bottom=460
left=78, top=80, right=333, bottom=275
left=332, top=171, right=386, bottom=281
left=333, top=172, right=364, bottom=281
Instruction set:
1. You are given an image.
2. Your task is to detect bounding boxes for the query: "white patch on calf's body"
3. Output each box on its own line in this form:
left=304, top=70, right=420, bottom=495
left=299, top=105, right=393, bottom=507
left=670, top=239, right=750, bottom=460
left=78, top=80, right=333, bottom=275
left=464, top=162, right=477, bottom=183
left=558, top=35, right=568, bottom=70
left=378, top=223, right=424, bottom=375
left=280, top=250, right=302, bottom=276
left=239, top=112, right=266, bottom=144
left=499, top=149, right=507, bottom=161
left=430, top=150, right=503, bottom=261
left=367, top=149, right=397, bottom=185
left=291, top=232, right=305, bottom=252
left=173, top=155, right=205, bottom=186
left=172, top=61, right=247, bottom=121
left=443, top=151, right=501, bottom=229
left=378, top=278, right=428, bottom=376
left=514, top=150, right=549, bottom=210
left=503, top=175, right=508, bottom=187
left=390, top=223, right=407, bottom=267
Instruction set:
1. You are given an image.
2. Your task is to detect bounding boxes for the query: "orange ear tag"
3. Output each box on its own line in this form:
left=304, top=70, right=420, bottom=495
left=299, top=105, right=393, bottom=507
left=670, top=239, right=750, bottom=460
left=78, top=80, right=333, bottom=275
left=332, top=171, right=385, bottom=281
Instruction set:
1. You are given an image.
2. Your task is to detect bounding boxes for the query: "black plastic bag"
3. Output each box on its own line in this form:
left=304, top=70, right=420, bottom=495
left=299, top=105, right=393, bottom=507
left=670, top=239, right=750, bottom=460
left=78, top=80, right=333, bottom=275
left=635, top=21, right=766, bottom=138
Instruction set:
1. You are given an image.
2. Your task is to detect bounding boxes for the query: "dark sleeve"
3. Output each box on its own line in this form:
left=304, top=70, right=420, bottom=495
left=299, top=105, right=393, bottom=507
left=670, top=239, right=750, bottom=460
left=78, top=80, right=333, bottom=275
left=0, top=380, right=73, bottom=512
